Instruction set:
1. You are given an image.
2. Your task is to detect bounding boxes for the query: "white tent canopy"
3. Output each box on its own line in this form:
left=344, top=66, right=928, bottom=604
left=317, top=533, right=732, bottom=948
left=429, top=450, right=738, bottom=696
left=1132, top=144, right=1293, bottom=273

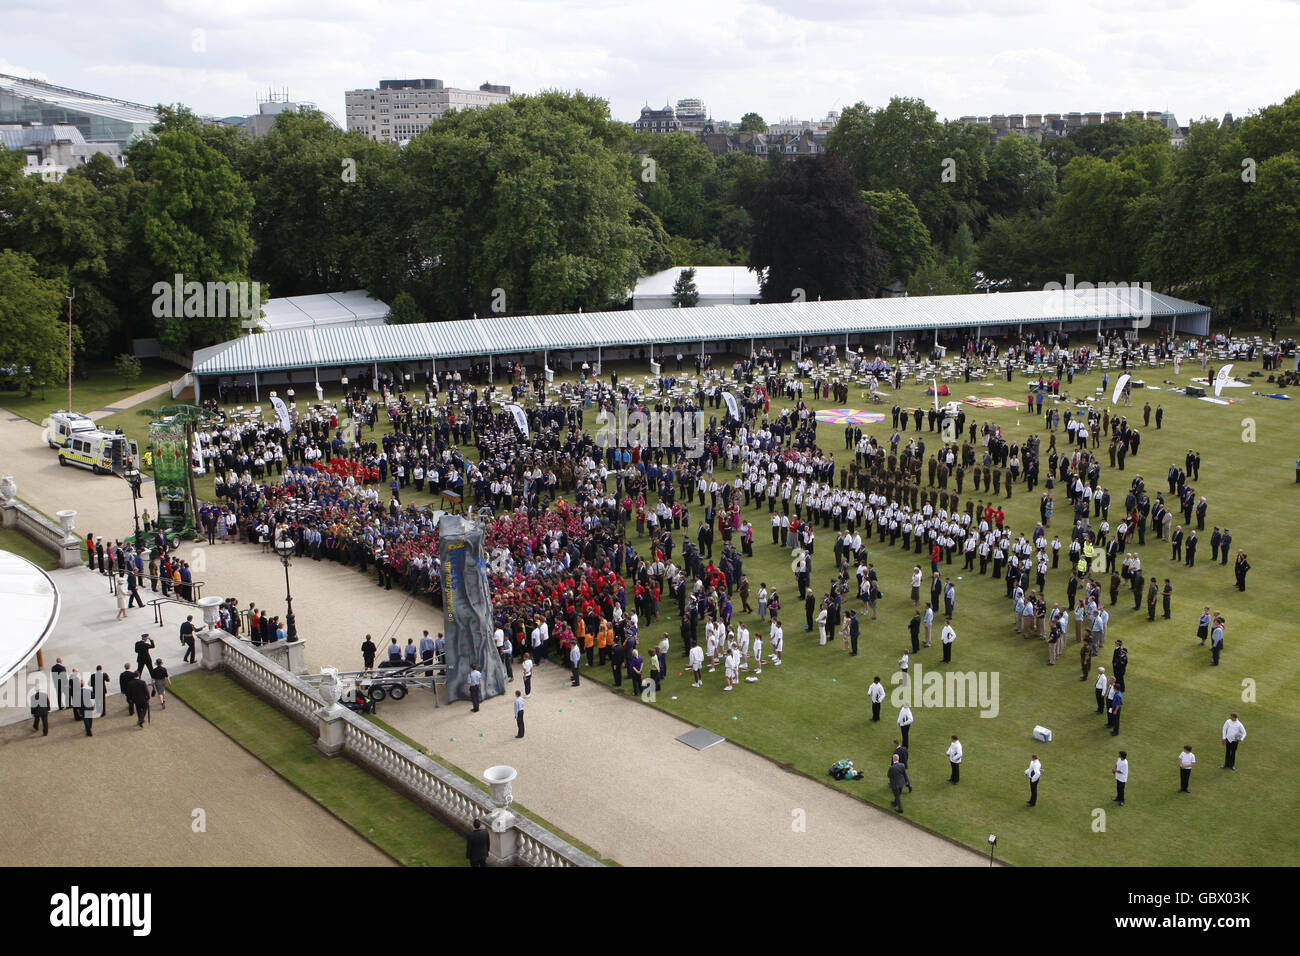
left=193, top=286, right=1211, bottom=378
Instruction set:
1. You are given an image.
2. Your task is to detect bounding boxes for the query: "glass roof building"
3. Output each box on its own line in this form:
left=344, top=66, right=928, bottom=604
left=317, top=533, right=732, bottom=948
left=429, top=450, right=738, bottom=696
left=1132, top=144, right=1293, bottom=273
left=0, top=74, right=157, bottom=148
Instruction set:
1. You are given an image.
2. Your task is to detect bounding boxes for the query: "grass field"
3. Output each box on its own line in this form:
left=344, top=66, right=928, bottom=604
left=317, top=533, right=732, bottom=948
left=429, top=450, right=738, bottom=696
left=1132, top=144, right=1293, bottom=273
left=171, top=669, right=469, bottom=866
left=0, top=526, right=60, bottom=571
left=0, top=358, right=180, bottom=424
left=56, top=335, right=1300, bottom=866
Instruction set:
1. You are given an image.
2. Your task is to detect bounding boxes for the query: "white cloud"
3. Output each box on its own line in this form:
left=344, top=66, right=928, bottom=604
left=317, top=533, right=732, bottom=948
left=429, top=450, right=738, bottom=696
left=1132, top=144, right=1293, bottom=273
left=4, top=0, right=1298, bottom=129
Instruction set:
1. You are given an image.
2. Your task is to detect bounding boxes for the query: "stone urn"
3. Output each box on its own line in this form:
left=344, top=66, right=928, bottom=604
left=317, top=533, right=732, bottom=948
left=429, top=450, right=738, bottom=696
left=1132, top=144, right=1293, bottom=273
left=56, top=509, right=77, bottom=534
left=0, top=476, right=16, bottom=505
left=318, top=666, right=342, bottom=711
left=483, top=765, right=517, bottom=810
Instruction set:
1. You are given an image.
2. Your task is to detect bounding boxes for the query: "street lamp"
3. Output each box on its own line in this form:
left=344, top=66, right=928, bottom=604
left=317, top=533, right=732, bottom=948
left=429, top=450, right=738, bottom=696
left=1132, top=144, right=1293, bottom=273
left=988, top=833, right=997, bottom=867
left=274, top=531, right=299, bottom=642
left=123, top=465, right=142, bottom=540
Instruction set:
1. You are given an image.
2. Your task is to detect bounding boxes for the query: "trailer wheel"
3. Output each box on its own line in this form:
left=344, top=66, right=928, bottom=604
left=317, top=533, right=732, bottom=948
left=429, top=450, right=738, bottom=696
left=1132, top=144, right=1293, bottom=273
left=369, top=686, right=386, bottom=701
left=388, top=684, right=407, bottom=700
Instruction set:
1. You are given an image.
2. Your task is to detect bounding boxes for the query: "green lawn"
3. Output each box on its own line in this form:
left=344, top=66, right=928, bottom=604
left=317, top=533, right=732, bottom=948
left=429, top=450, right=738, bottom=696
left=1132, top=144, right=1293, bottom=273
left=131, top=335, right=1300, bottom=866
left=574, top=346, right=1299, bottom=866
left=0, top=526, right=60, bottom=571
left=0, top=357, right=181, bottom=423
left=170, top=669, right=469, bottom=866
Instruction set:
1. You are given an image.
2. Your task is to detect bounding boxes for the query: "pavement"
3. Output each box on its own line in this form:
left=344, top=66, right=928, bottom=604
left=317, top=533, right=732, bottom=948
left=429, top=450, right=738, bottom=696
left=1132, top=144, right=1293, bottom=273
left=0, top=411, right=986, bottom=866
left=0, top=697, right=394, bottom=867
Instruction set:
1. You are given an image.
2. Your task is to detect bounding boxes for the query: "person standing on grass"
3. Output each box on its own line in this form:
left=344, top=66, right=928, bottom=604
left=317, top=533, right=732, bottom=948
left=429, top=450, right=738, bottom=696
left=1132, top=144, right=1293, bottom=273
left=1024, top=754, right=1042, bottom=806
left=769, top=616, right=784, bottom=666
left=888, top=754, right=910, bottom=813
left=1112, top=751, right=1129, bottom=806
left=1178, top=745, right=1196, bottom=793
left=513, top=691, right=525, bottom=739
left=1222, top=713, right=1247, bottom=770
left=897, top=703, right=913, bottom=748
left=940, top=618, right=956, bottom=663
left=688, top=642, right=704, bottom=687
left=869, top=676, right=886, bottom=721
left=946, top=735, right=963, bottom=784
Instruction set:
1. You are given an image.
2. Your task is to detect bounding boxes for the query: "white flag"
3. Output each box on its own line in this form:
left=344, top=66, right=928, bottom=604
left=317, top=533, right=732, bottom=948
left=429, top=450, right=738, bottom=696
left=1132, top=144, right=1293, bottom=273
left=270, top=395, right=291, bottom=432
left=506, top=403, right=529, bottom=437
left=1111, top=373, right=1130, bottom=405
left=722, top=391, right=740, bottom=420
left=1213, top=364, right=1233, bottom=397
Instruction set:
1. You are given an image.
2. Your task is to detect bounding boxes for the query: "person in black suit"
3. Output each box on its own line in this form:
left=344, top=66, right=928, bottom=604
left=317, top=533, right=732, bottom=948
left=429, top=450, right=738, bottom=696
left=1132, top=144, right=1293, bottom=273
left=361, top=635, right=377, bottom=671
left=119, top=664, right=137, bottom=716
left=134, top=634, right=156, bottom=677
left=89, top=666, right=110, bottom=720
left=50, top=658, right=67, bottom=710
left=466, top=818, right=490, bottom=867
left=126, top=675, right=151, bottom=728
left=30, top=689, right=50, bottom=735
left=887, top=755, right=910, bottom=812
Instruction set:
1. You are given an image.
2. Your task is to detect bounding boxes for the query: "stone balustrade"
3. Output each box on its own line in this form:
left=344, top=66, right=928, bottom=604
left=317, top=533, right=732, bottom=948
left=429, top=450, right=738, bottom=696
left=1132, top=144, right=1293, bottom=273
left=195, top=627, right=602, bottom=867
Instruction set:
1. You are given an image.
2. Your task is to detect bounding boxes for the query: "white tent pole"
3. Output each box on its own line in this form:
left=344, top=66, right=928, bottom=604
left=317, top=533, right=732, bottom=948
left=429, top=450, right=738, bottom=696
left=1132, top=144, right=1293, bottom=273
left=890, top=330, right=895, bottom=355
left=254, top=369, right=259, bottom=403
left=195, top=376, right=201, bottom=404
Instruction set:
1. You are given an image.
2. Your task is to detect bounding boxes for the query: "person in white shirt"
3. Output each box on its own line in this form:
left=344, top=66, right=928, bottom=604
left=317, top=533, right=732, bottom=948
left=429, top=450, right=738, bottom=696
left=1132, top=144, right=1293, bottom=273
left=688, top=643, right=704, bottom=687
left=1112, top=750, right=1129, bottom=805
left=898, top=649, right=909, bottom=686
left=940, top=619, right=956, bottom=663
left=735, top=623, right=751, bottom=668
left=1178, top=745, right=1196, bottom=792
left=769, top=619, right=784, bottom=665
left=751, top=632, right=763, bottom=674
left=946, top=735, right=963, bottom=784
left=1221, top=713, right=1247, bottom=770
left=868, top=677, right=887, bottom=721
left=897, top=703, right=914, bottom=747
left=705, top=621, right=719, bottom=669
left=723, top=643, right=739, bottom=690
left=1024, top=754, right=1042, bottom=806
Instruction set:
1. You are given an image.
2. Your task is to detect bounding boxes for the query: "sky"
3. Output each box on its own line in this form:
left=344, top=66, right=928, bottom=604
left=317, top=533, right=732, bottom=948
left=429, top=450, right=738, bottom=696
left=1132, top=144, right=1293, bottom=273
left=3, top=0, right=1297, bottom=129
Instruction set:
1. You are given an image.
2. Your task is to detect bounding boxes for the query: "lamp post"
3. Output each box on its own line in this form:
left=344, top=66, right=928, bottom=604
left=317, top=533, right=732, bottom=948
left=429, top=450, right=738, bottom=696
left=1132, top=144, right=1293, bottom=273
left=123, top=465, right=142, bottom=540
left=274, top=532, right=299, bottom=642
left=988, top=833, right=997, bottom=867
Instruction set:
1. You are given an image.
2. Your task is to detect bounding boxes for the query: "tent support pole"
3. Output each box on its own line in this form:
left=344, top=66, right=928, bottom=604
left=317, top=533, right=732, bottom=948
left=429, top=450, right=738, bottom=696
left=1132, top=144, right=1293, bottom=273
left=253, top=370, right=259, bottom=403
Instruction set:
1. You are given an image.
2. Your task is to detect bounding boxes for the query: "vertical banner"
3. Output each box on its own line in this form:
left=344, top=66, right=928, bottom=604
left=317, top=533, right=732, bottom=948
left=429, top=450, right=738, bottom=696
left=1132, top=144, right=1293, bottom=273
left=149, top=419, right=189, bottom=501
left=270, top=395, right=291, bottom=432
left=1111, top=373, right=1131, bottom=405
left=722, top=390, right=740, bottom=421
left=506, top=403, right=529, bottom=437
left=438, top=514, right=506, bottom=703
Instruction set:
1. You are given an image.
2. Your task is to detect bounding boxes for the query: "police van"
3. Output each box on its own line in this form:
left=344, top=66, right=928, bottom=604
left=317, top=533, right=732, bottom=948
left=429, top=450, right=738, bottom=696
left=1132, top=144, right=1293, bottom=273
left=58, top=429, right=139, bottom=475
left=46, top=411, right=98, bottom=449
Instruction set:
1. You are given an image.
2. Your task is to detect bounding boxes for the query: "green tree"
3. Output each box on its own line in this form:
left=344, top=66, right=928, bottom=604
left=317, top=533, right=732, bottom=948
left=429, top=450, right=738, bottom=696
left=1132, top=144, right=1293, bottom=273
left=908, top=257, right=976, bottom=296
left=129, top=126, right=255, bottom=350
left=0, top=250, right=79, bottom=395
left=975, top=213, right=1063, bottom=290
left=114, top=352, right=142, bottom=384
left=739, top=112, right=768, bottom=132
left=982, top=131, right=1058, bottom=221
left=244, top=109, right=397, bottom=296
left=671, top=267, right=700, bottom=307
left=399, top=92, right=653, bottom=319
left=747, top=154, right=888, bottom=301
left=385, top=290, right=423, bottom=324
left=862, top=188, right=934, bottom=286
